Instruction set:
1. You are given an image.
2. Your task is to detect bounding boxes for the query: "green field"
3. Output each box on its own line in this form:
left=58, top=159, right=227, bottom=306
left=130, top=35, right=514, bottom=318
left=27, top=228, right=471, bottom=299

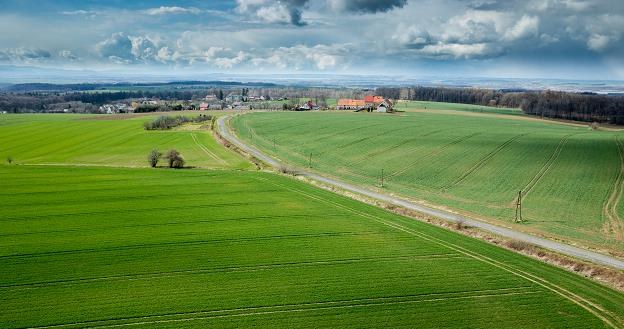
left=1, top=165, right=623, bottom=328
left=231, top=106, right=624, bottom=253
left=0, top=113, right=251, bottom=169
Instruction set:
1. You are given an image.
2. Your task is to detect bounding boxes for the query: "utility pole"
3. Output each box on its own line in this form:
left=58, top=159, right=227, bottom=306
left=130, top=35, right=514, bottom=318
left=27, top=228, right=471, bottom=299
left=381, top=168, right=384, bottom=187
left=515, top=190, right=523, bottom=223
left=309, top=152, right=312, bottom=168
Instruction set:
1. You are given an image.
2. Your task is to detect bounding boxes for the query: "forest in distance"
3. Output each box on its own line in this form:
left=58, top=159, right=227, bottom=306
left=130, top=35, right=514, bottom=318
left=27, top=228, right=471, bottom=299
left=1, top=82, right=623, bottom=124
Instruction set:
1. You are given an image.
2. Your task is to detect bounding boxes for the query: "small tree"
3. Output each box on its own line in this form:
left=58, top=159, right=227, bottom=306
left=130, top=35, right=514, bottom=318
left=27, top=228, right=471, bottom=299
left=148, top=149, right=161, bottom=168
left=166, top=149, right=185, bottom=168
left=590, top=122, right=599, bottom=130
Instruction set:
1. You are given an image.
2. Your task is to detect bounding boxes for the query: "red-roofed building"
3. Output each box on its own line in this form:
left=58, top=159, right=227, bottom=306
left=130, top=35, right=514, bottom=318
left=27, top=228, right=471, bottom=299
left=337, top=99, right=366, bottom=110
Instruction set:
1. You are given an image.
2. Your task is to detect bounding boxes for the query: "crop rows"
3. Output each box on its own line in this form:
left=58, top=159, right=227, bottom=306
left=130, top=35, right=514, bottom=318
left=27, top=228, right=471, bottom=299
left=233, top=109, right=624, bottom=252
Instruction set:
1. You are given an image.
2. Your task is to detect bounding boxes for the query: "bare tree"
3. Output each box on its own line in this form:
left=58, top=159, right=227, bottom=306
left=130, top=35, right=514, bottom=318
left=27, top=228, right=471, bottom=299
left=148, top=149, right=161, bottom=167
left=166, top=149, right=185, bottom=168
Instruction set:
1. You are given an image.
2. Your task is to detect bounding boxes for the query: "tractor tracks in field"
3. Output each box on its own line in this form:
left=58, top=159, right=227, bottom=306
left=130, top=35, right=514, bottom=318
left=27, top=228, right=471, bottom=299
left=441, top=133, right=528, bottom=191
left=259, top=179, right=623, bottom=328
left=191, top=133, right=227, bottom=165
left=509, top=133, right=578, bottom=206
left=345, top=127, right=446, bottom=168
left=602, top=136, right=624, bottom=241
left=1, top=254, right=464, bottom=290
left=387, top=132, right=482, bottom=179
left=21, top=287, right=539, bottom=329
left=217, top=115, right=624, bottom=271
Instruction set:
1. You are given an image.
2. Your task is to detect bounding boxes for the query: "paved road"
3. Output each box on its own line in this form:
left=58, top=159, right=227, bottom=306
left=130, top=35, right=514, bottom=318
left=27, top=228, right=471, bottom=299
left=217, top=115, right=624, bottom=270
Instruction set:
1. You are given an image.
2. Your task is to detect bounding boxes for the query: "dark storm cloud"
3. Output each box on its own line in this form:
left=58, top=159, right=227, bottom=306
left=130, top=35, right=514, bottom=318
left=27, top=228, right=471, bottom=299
left=329, top=0, right=408, bottom=13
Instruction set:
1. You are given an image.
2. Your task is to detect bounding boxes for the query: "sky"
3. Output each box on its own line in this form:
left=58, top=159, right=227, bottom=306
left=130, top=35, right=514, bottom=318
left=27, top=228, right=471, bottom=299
left=0, top=0, right=623, bottom=80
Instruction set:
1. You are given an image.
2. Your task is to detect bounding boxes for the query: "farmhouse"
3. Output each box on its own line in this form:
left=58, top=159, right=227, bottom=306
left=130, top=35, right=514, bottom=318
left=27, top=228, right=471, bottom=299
left=338, top=95, right=394, bottom=112
left=199, top=103, right=209, bottom=111
left=376, top=99, right=394, bottom=113
left=298, top=100, right=319, bottom=111
left=337, top=99, right=366, bottom=110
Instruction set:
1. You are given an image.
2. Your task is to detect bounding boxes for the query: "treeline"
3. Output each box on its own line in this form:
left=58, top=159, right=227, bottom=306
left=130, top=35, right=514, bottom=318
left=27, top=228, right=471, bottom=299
left=376, top=86, right=624, bottom=124
left=0, top=90, right=206, bottom=113
left=3, top=81, right=278, bottom=92
left=143, top=114, right=213, bottom=130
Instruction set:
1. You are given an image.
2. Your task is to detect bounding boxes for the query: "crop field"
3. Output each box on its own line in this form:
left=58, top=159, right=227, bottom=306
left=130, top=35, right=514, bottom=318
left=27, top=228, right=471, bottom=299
left=0, top=113, right=251, bottom=169
left=231, top=106, right=624, bottom=253
left=1, top=164, right=623, bottom=328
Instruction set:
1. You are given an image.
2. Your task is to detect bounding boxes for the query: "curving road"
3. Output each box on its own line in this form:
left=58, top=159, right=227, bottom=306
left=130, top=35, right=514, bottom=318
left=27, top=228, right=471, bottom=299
left=217, top=115, right=624, bottom=270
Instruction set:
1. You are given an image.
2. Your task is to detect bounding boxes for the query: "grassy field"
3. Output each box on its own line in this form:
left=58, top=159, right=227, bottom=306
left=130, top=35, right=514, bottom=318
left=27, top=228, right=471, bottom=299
left=0, top=113, right=251, bottom=169
left=396, top=100, right=524, bottom=115
left=1, top=165, right=623, bottom=328
left=231, top=105, right=624, bottom=254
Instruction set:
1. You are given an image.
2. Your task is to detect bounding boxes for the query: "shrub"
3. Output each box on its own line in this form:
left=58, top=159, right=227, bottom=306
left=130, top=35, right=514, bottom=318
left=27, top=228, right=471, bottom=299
left=278, top=165, right=297, bottom=175
left=6, top=156, right=13, bottom=164
left=166, top=149, right=185, bottom=168
left=148, top=149, right=161, bottom=168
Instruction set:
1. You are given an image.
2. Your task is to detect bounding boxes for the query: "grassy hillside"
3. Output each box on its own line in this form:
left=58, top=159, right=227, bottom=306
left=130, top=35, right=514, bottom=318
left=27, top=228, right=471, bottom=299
left=231, top=106, right=624, bottom=253
left=0, top=113, right=251, bottom=169
left=1, top=165, right=622, bottom=328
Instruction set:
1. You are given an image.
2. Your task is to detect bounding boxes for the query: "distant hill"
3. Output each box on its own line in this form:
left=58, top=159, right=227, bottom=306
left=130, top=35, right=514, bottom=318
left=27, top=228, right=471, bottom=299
left=2, top=81, right=279, bottom=92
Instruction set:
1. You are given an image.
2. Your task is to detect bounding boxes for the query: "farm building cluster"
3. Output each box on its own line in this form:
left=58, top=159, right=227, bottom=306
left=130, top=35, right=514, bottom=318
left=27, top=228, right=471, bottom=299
left=337, top=96, right=394, bottom=112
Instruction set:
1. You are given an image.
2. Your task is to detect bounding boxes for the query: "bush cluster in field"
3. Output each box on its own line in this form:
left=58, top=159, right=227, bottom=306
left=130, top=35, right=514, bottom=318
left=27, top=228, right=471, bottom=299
left=143, top=114, right=213, bottom=130
left=148, top=149, right=185, bottom=168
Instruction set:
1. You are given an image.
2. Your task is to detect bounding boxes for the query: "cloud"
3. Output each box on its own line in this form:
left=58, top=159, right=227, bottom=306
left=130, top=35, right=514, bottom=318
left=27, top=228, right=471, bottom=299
left=236, top=0, right=308, bottom=26
left=392, top=9, right=540, bottom=60
left=418, top=43, right=503, bottom=59
left=60, top=10, right=97, bottom=16
left=587, top=34, right=610, bottom=51
left=326, top=0, right=408, bottom=13
left=582, top=14, right=624, bottom=52
left=96, top=32, right=134, bottom=62
left=393, top=25, right=433, bottom=49
left=130, top=36, right=158, bottom=61
left=144, top=6, right=202, bottom=15
left=0, top=48, right=52, bottom=63
left=503, top=15, right=539, bottom=41
left=58, top=50, right=78, bottom=61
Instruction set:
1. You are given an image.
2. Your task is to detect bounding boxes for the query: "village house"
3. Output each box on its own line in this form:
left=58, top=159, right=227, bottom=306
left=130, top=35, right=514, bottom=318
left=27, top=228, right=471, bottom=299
left=199, top=103, right=209, bottom=111
left=376, top=99, right=394, bottom=113
left=204, top=95, right=217, bottom=101
left=226, top=94, right=245, bottom=102
left=99, top=103, right=130, bottom=114
left=298, top=100, right=319, bottom=111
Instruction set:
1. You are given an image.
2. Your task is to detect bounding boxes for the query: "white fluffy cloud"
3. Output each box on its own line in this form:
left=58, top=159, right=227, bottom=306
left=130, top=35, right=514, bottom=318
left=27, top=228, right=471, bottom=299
left=144, top=6, right=202, bottom=15
left=393, top=10, right=539, bottom=59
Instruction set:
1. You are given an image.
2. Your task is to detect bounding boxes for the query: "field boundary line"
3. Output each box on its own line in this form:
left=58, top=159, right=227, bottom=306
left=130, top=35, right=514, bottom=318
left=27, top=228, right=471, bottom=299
left=602, top=136, right=624, bottom=241
left=258, top=179, right=621, bottom=328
